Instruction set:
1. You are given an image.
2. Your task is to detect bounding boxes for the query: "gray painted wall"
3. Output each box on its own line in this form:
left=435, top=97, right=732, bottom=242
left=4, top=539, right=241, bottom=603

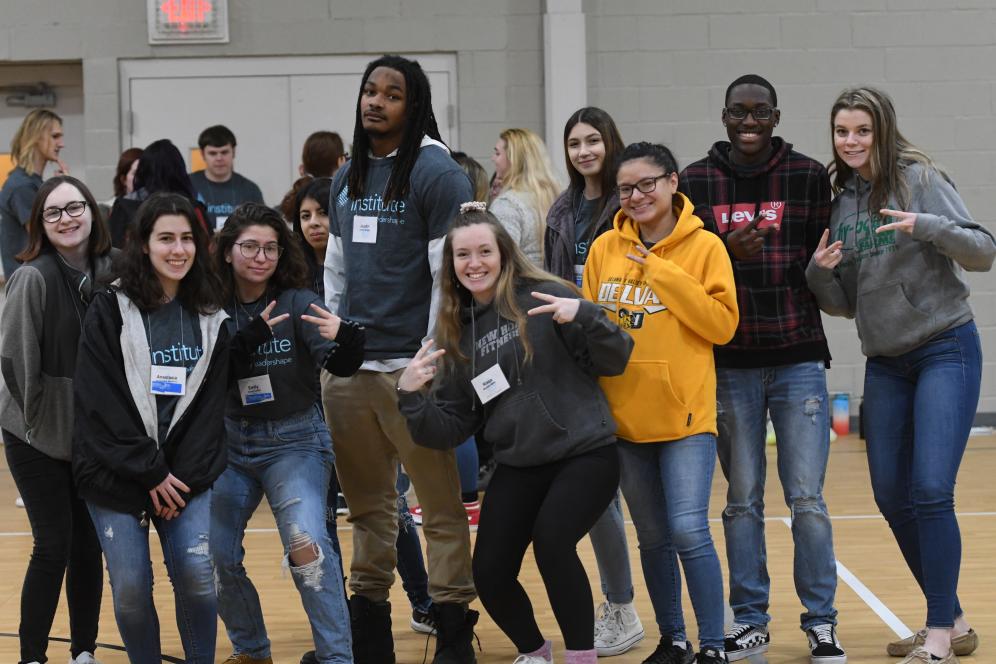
left=1, top=0, right=993, bottom=415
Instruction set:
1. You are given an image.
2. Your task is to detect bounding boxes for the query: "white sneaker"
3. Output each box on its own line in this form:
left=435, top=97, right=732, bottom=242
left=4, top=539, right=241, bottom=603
left=70, top=653, right=101, bottom=664
left=512, top=655, right=552, bottom=664
left=593, top=601, right=645, bottom=656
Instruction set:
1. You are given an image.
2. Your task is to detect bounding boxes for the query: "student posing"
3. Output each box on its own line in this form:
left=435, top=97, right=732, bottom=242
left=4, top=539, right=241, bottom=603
left=808, top=86, right=995, bottom=664
left=398, top=204, right=633, bottom=664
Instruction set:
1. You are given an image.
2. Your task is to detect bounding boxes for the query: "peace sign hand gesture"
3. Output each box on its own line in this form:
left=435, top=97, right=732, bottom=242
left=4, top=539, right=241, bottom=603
left=259, top=300, right=290, bottom=329
left=876, top=209, right=917, bottom=235
left=397, top=339, right=446, bottom=393
left=813, top=228, right=845, bottom=269
left=301, top=303, right=343, bottom=341
left=527, top=291, right=580, bottom=324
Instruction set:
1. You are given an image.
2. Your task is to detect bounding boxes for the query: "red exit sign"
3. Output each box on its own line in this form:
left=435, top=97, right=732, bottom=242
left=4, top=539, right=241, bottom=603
left=148, top=0, right=229, bottom=43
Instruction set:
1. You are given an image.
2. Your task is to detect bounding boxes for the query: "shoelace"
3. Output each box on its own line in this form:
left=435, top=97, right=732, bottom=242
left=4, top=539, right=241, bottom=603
left=596, top=604, right=628, bottom=642
left=810, top=624, right=835, bottom=644
left=726, top=622, right=755, bottom=640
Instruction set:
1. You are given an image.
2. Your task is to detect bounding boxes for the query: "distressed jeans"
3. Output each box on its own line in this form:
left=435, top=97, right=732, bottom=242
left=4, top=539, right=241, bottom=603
left=864, top=321, right=981, bottom=628
left=715, top=361, right=838, bottom=630
left=88, top=491, right=216, bottom=664
left=212, top=404, right=352, bottom=664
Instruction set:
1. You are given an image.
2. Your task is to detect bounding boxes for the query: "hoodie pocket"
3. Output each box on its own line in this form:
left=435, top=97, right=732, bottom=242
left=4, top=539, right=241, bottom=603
left=485, top=390, right=568, bottom=453
left=599, top=360, right=690, bottom=443
left=856, top=279, right=932, bottom=356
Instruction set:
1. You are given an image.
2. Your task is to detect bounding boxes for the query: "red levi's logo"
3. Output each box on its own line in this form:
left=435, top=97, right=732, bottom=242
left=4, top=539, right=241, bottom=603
left=712, top=201, right=785, bottom=233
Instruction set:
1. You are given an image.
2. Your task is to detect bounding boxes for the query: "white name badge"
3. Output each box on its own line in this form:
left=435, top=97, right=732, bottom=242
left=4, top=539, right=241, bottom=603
left=238, top=374, right=276, bottom=406
left=150, top=365, right=186, bottom=396
left=353, top=215, right=378, bottom=244
left=470, top=363, right=511, bottom=405
left=215, top=215, right=229, bottom=231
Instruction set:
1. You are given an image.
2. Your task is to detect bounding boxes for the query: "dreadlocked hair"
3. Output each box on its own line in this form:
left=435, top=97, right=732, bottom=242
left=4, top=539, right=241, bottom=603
left=348, top=55, right=443, bottom=203
left=435, top=205, right=578, bottom=374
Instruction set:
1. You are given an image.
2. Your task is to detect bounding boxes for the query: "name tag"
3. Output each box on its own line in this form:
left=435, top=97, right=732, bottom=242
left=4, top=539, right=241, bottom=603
left=353, top=215, right=378, bottom=244
left=470, top=363, right=511, bottom=404
left=574, top=264, right=584, bottom=288
left=215, top=215, right=229, bottom=231
left=238, top=375, right=276, bottom=405
left=151, top=365, right=186, bottom=396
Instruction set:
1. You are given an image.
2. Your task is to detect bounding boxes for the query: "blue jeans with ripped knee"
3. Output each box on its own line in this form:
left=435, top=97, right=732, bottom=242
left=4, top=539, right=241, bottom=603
left=715, top=361, right=838, bottom=630
left=88, top=490, right=216, bottom=664
left=212, top=404, right=352, bottom=664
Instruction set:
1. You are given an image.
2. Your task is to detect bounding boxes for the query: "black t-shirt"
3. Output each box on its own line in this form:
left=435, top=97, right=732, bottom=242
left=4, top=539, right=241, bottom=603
left=143, top=299, right=204, bottom=442
left=573, top=196, right=599, bottom=286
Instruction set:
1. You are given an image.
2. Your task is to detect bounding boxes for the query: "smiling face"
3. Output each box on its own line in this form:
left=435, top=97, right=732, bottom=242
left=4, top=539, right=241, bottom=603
left=202, top=143, right=235, bottom=182
left=617, top=158, right=678, bottom=229
left=833, top=108, right=875, bottom=181
left=145, top=214, right=195, bottom=297
left=724, top=83, right=779, bottom=165
left=227, top=224, right=279, bottom=293
left=566, top=122, right=606, bottom=181
left=360, top=66, right=407, bottom=152
left=42, top=182, right=91, bottom=256
left=492, top=139, right=510, bottom=181
left=298, top=197, right=329, bottom=254
left=451, top=223, right=502, bottom=304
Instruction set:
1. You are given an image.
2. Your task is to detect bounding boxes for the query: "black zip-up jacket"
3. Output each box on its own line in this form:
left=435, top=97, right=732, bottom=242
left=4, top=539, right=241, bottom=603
left=398, top=280, right=633, bottom=468
left=73, top=287, right=268, bottom=517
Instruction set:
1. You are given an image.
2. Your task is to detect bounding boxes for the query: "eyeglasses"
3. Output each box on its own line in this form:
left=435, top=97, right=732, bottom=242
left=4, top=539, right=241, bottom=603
left=618, top=174, right=670, bottom=200
left=234, top=241, right=283, bottom=261
left=42, top=200, right=87, bottom=224
left=725, top=106, right=776, bottom=121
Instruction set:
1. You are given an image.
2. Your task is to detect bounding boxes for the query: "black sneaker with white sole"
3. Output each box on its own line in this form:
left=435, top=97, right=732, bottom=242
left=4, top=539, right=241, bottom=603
left=723, top=623, right=770, bottom=661
left=805, top=624, right=846, bottom=664
left=695, top=647, right=727, bottom=663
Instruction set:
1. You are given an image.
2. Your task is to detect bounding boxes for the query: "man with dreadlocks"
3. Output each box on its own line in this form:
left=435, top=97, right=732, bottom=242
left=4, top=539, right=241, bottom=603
left=319, top=54, right=477, bottom=664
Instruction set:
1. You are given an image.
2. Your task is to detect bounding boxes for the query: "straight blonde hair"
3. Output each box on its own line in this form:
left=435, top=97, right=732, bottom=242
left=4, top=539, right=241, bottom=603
left=497, top=128, right=562, bottom=253
left=10, top=109, right=62, bottom=176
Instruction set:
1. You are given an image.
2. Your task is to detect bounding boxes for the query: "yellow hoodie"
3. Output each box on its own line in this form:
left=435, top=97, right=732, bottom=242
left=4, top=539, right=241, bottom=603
left=582, top=192, right=738, bottom=443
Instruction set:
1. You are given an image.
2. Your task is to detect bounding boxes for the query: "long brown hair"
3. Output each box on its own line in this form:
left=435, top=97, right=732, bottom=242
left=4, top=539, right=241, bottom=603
left=562, top=107, right=625, bottom=219
left=436, top=207, right=577, bottom=370
left=829, top=86, right=946, bottom=213
left=17, top=175, right=112, bottom=264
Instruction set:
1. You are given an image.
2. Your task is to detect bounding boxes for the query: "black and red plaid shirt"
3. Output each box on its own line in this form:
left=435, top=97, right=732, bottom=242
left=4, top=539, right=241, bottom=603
left=679, top=138, right=831, bottom=369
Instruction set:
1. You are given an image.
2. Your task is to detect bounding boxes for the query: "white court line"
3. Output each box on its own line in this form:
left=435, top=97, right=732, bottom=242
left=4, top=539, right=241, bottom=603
left=777, top=516, right=913, bottom=638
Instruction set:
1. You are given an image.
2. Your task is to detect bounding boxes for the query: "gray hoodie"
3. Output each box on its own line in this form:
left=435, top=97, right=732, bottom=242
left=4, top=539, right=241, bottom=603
left=806, top=163, right=995, bottom=357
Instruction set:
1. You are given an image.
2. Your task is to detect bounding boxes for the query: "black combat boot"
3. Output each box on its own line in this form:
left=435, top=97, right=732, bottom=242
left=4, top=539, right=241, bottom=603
left=431, top=602, right=479, bottom=663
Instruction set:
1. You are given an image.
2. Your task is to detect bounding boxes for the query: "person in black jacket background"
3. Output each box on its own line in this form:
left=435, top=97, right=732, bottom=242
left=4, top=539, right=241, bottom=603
left=73, top=192, right=269, bottom=664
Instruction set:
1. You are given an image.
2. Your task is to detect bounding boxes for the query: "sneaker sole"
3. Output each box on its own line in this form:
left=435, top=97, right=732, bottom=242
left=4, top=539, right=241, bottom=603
left=726, top=643, right=769, bottom=661
left=409, top=618, right=436, bottom=635
left=595, top=628, right=644, bottom=657
left=812, top=655, right=846, bottom=664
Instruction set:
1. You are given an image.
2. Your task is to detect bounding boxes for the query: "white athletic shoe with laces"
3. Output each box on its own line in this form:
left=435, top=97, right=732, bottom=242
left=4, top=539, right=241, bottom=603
left=70, top=653, right=101, bottom=664
left=593, top=601, right=645, bottom=656
left=512, top=654, right=552, bottom=664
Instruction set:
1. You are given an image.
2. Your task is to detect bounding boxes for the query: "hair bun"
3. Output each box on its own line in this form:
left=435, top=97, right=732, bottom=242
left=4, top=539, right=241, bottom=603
left=459, top=201, right=487, bottom=214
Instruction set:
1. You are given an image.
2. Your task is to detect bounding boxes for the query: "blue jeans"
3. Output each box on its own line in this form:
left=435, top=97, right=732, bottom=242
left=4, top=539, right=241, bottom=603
left=88, top=491, right=216, bottom=664
left=396, top=468, right=431, bottom=612
left=212, top=405, right=352, bottom=663
left=590, top=491, right=635, bottom=604
left=864, top=320, right=981, bottom=629
left=617, top=434, right=724, bottom=649
left=715, top=361, right=838, bottom=630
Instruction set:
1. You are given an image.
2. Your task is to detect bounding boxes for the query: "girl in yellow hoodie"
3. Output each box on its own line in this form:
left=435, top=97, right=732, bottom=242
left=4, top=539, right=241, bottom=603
left=583, top=142, right=738, bottom=664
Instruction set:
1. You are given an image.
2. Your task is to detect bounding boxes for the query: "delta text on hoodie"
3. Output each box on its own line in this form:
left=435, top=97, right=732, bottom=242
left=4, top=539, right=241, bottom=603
left=583, top=192, right=738, bottom=443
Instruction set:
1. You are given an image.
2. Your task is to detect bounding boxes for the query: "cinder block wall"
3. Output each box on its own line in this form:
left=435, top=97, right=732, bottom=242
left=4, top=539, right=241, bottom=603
left=586, top=0, right=996, bottom=419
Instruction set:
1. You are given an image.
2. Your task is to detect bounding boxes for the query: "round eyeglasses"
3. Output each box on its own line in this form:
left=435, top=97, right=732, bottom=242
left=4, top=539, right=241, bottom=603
left=42, top=200, right=87, bottom=224
left=234, top=241, right=283, bottom=261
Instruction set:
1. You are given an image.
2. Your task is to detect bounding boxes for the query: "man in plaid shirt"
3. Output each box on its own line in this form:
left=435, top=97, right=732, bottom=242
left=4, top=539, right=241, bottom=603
left=679, top=75, right=846, bottom=664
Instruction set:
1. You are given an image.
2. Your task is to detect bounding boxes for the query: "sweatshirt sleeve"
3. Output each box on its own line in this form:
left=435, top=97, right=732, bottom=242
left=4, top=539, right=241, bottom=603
left=537, top=284, right=634, bottom=377
left=489, top=193, right=528, bottom=248
left=397, top=370, right=483, bottom=450
left=805, top=259, right=855, bottom=319
left=74, top=293, right=170, bottom=490
left=806, top=166, right=832, bottom=261
left=911, top=169, right=996, bottom=272
left=640, top=236, right=739, bottom=345
left=0, top=267, right=45, bottom=430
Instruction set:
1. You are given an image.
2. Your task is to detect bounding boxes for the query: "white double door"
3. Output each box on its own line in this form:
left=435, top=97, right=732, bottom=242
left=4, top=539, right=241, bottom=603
left=119, top=54, right=458, bottom=205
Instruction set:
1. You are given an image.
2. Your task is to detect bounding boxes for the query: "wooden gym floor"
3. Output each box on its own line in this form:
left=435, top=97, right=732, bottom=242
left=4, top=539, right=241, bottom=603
left=0, top=432, right=993, bottom=663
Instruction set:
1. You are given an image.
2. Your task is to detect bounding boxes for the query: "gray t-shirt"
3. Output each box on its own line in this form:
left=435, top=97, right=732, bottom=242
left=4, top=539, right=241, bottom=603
left=143, top=299, right=203, bottom=442
left=573, top=196, right=598, bottom=286
left=0, top=167, right=43, bottom=277
left=189, top=170, right=264, bottom=230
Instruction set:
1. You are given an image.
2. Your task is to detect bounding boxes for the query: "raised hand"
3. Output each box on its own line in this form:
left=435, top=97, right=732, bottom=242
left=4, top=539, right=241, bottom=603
left=397, top=339, right=446, bottom=393
left=301, top=303, right=342, bottom=341
left=259, top=300, right=290, bottom=329
left=527, top=290, right=580, bottom=324
left=813, top=228, right=845, bottom=269
left=726, top=216, right=778, bottom=260
left=626, top=243, right=651, bottom=266
left=149, top=473, right=190, bottom=521
left=876, top=209, right=917, bottom=235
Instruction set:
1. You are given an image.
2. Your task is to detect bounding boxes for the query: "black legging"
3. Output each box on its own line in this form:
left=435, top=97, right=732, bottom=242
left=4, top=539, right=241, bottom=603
left=472, top=444, right=619, bottom=652
left=4, top=431, right=103, bottom=664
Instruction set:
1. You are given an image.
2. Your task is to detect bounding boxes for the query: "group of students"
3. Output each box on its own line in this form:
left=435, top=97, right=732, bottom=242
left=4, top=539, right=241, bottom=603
left=0, top=53, right=992, bottom=664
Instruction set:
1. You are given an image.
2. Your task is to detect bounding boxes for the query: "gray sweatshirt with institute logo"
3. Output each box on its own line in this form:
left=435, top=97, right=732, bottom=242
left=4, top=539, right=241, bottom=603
left=806, top=163, right=995, bottom=357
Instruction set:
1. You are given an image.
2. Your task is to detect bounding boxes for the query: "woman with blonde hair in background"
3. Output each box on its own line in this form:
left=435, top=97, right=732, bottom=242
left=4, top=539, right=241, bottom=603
left=490, top=128, right=561, bottom=265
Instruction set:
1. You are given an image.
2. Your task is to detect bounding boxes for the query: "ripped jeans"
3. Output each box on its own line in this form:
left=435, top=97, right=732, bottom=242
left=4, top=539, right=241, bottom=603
left=212, top=404, right=351, bottom=664
left=87, top=491, right=216, bottom=664
left=715, top=361, right=838, bottom=630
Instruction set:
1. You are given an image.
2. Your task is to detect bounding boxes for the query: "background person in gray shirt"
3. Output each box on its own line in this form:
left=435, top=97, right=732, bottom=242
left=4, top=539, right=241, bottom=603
left=189, top=124, right=264, bottom=231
